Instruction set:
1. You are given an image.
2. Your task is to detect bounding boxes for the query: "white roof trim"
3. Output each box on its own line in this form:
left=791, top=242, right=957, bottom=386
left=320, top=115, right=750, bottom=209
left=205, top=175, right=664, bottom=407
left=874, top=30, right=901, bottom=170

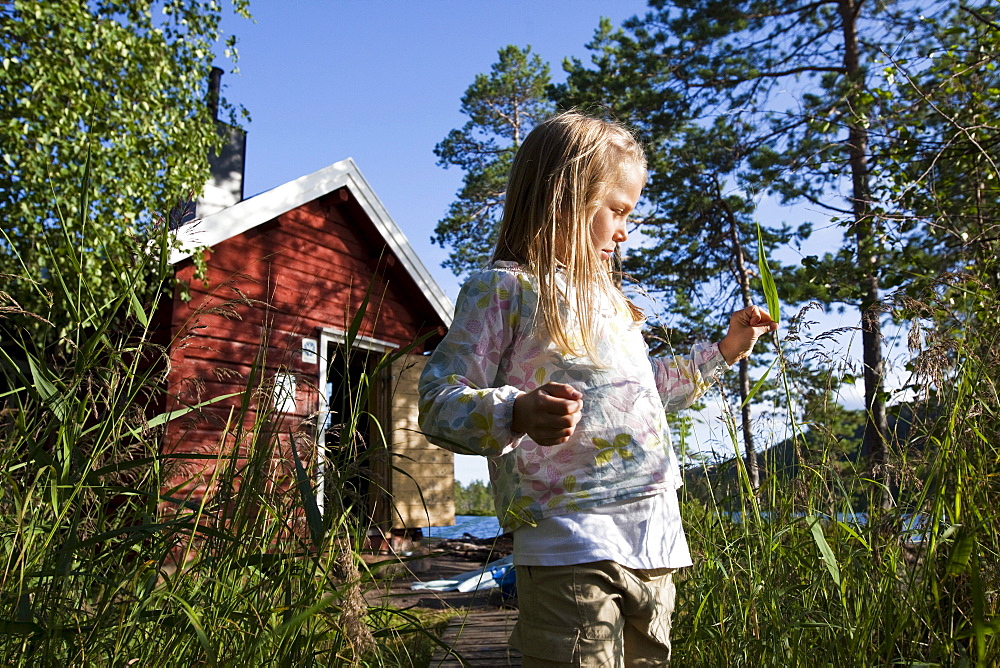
left=170, top=157, right=453, bottom=327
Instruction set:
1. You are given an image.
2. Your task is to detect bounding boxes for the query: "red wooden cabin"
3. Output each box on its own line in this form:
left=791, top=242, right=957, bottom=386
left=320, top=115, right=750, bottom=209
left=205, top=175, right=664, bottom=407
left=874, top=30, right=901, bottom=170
left=161, top=157, right=454, bottom=543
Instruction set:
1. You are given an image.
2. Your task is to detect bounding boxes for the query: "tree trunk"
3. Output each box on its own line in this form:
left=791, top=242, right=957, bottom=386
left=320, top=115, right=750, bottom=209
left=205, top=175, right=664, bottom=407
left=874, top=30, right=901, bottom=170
left=723, top=198, right=760, bottom=490
left=840, top=0, right=892, bottom=510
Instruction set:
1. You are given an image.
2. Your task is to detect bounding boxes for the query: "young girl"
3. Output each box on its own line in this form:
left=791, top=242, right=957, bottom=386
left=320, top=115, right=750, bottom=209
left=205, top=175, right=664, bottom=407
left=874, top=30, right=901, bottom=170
left=418, top=111, right=776, bottom=666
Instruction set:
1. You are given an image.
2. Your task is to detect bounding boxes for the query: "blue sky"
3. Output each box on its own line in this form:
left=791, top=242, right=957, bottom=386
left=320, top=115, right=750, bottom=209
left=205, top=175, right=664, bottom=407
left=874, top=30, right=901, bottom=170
left=215, top=0, right=648, bottom=302
left=213, top=2, right=650, bottom=483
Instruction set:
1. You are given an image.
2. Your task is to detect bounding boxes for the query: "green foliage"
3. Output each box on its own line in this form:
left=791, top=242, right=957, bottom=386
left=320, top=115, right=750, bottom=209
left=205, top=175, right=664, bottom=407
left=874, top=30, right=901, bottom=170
left=674, top=265, right=999, bottom=663
left=0, top=175, right=446, bottom=665
left=453, top=479, right=494, bottom=516
left=433, top=45, right=553, bottom=277
left=0, top=0, right=249, bottom=347
left=756, top=221, right=780, bottom=324
left=873, top=3, right=1000, bottom=311
left=554, top=0, right=1000, bottom=504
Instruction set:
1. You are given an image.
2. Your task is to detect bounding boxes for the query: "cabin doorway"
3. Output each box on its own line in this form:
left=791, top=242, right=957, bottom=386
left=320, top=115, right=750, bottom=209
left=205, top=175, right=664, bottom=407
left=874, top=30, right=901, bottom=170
left=316, top=330, right=393, bottom=532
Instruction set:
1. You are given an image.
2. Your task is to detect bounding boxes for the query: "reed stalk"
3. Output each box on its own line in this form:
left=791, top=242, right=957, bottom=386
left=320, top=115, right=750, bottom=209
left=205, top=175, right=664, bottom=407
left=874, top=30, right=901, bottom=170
left=671, top=239, right=999, bottom=665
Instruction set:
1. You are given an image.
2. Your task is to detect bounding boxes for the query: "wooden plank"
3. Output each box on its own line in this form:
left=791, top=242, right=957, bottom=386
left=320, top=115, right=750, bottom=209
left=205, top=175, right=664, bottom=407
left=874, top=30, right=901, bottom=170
left=391, top=354, right=454, bottom=529
left=432, top=610, right=522, bottom=667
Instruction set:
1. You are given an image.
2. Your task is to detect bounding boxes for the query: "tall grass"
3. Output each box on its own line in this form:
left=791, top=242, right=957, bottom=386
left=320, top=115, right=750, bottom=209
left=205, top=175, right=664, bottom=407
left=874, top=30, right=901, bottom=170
left=5, top=180, right=995, bottom=666
left=0, top=186, right=445, bottom=665
left=671, top=271, right=999, bottom=662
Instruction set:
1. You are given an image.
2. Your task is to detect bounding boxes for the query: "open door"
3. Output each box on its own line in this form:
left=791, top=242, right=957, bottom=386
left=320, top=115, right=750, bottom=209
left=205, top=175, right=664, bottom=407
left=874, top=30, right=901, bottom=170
left=316, top=330, right=393, bottom=531
left=315, top=337, right=454, bottom=537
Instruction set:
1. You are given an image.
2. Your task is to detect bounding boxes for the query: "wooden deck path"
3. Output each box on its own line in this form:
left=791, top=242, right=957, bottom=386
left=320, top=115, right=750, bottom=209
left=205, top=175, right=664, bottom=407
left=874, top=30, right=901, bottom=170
left=430, top=609, right=522, bottom=667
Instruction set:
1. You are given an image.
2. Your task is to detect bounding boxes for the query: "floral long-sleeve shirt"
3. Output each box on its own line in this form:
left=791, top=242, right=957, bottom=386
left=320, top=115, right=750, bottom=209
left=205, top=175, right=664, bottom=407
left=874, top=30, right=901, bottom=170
left=418, top=262, right=729, bottom=530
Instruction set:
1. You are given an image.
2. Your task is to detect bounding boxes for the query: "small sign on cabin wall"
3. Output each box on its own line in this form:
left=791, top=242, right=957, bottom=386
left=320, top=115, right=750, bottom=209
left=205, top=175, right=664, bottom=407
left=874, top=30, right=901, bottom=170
left=302, top=338, right=318, bottom=364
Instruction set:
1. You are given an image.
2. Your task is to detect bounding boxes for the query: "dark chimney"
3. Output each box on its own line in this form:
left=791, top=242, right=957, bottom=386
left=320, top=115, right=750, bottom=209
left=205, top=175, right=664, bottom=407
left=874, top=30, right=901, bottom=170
left=197, top=67, right=247, bottom=219
left=171, top=67, right=246, bottom=227
left=207, top=66, right=223, bottom=122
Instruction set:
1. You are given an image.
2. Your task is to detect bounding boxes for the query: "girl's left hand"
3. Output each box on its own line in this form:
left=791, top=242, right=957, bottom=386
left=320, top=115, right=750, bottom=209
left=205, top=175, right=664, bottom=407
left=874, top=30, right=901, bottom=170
left=511, top=382, right=584, bottom=446
left=718, top=305, right=778, bottom=365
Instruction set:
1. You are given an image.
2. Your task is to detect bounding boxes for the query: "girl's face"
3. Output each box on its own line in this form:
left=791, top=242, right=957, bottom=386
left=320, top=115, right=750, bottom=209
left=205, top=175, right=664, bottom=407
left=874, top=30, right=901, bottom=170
left=590, top=163, right=645, bottom=261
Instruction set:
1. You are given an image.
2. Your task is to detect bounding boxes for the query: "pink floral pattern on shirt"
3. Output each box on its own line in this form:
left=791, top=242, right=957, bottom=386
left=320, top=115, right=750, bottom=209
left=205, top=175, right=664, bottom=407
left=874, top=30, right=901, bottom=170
left=418, top=263, right=729, bottom=529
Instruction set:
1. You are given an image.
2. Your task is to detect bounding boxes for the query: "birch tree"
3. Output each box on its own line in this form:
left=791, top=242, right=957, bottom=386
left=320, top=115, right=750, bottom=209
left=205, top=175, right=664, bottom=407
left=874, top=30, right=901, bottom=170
left=0, top=0, right=249, bottom=346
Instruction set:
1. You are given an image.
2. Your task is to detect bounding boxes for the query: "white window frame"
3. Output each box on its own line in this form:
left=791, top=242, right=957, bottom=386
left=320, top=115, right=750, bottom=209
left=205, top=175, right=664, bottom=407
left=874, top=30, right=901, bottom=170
left=272, top=372, right=298, bottom=413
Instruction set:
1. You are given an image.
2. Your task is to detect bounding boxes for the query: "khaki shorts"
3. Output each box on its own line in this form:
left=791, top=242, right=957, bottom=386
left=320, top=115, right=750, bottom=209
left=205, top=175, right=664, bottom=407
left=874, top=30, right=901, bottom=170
left=510, top=561, right=676, bottom=667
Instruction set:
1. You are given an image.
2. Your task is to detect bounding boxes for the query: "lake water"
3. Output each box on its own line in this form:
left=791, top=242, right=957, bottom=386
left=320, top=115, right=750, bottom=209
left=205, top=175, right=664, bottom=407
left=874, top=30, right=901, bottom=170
left=425, top=512, right=933, bottom=542
left=427, top=514, right=502, bottom=539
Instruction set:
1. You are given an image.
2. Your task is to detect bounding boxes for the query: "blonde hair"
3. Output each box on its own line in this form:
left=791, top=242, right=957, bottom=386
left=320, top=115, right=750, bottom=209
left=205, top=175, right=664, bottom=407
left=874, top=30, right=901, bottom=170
left=492, top=110, right=646, bottom=361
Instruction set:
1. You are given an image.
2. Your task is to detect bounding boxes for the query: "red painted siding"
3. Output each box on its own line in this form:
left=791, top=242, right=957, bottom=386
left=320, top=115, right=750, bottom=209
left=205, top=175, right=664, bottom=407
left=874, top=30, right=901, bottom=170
left=161, top=187, right=445, bottom=538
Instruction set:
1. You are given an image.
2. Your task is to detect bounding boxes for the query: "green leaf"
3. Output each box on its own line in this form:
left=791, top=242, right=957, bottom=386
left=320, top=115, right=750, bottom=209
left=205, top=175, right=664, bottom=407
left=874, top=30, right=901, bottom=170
left=144, top=392, right=243, bottom=430
left=292, top=435, right=325, bottom=550
left=0, top=620, right=44, bottom=637
left=947, top=530, right=975, bottom=576
left=756, top=219, right=780, bottom=322
left=740, top=357, right=777, bottom=409
left=807, top=515, right=841, bottom=589
left=164, top=592, right=218, bottom=664
left=128, top=290, right=148, bottom=327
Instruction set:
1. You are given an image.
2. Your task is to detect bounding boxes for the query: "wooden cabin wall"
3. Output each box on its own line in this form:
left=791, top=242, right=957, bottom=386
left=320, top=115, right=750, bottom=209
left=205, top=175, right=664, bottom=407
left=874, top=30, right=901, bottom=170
left=161, top=187, right=447, bottom=535
left=390, top=354, right=454, bottom=530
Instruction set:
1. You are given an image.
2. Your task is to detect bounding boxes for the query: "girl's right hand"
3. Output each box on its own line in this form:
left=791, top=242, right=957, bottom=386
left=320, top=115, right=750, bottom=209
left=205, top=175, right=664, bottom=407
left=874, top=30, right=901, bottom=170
left=719, top=304, right=778, bottom=364
left=512, top=382, right=584, bottom=446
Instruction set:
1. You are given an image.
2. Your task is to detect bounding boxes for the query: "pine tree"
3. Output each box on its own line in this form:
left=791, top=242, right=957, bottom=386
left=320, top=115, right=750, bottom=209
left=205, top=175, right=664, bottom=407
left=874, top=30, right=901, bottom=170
left=556, top=0, right=960, bottom=508
left=432, top=45, right=553, bottom=277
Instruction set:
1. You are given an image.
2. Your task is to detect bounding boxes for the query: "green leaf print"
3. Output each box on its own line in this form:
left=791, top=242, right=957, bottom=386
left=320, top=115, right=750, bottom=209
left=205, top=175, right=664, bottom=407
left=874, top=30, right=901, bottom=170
left=469, top=412, right=493, bottom=431
left=563, top=475, right=577, bottom=493
left=594, top=439, right=613, bottom=466
left=474, top=279, right=494, bottom=308
left=593, top=434, right=634, bottom=466
left=534, top=367, right=546, bottom=385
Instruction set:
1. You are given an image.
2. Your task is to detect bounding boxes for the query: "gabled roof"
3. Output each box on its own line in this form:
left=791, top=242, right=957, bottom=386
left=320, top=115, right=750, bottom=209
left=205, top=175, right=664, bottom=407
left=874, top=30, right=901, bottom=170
left=170, top=157, right=453, bottom=327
